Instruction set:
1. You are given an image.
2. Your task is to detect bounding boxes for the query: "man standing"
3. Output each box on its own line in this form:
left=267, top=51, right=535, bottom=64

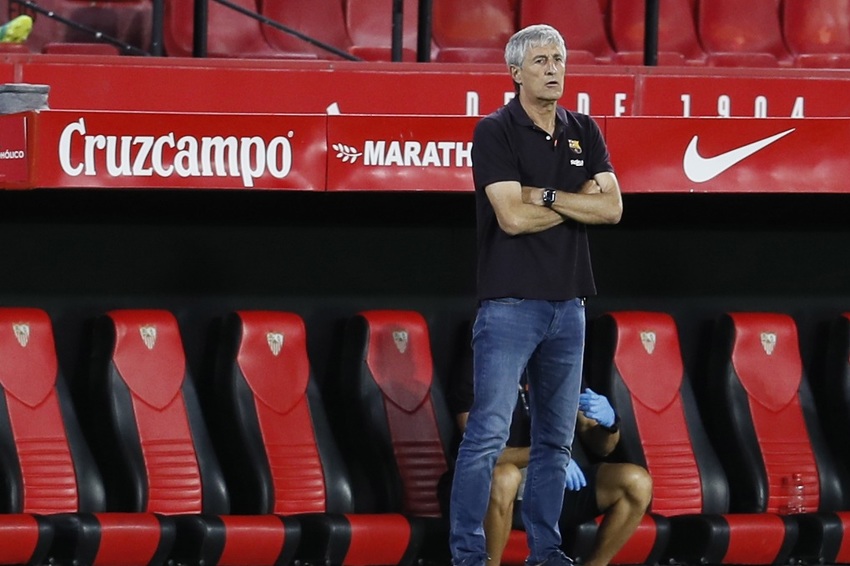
left=449, top=24, right=622, bottom=566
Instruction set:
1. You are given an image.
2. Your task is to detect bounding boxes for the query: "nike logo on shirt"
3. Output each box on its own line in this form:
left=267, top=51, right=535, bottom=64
left=683, top=128, right=796, bottom=183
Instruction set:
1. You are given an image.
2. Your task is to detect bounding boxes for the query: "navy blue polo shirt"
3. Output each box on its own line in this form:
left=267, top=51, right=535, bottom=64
left=472, top=97, right=614, bottom=301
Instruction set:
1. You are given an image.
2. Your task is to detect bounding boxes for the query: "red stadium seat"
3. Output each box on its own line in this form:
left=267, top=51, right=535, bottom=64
left=591, top=311, right=798, bottom=565
left=519, top=0, right=615, bottom=64
left=335, top=310, right=455, bottom=562
left=344, top=0, right=437, bottom=62
left=261, top=0, right=352, bottom=60
left=706, top=313, right=850, bottom=564
left=432, top=0, right=516, bottom=63
left=782, top=0, right=850, bottom=68
left=697, top=0, right=794, bottom=67
left=58, top=0, right=152, bottom=53
left=0, top=307, right=177, bottom=566
left=608, top=0, right=706, bottom=65
left=163, top=0, right=314, bottom=59
left=211, top=310, right=424, bottom=565
left=87, top=309, right=301, bottom=566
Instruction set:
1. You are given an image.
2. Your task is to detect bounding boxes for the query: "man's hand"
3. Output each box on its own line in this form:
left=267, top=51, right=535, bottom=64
left=565, top=458, right=586, bottom=491
left=521, top=179, right=600, bottom=206
left=578, top=388, right=616, bottom=428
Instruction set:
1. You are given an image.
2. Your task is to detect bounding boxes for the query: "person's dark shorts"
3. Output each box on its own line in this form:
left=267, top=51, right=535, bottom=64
left=436, top=463, right=603, bottom=527
left=559, top=463, right=602, bottom=527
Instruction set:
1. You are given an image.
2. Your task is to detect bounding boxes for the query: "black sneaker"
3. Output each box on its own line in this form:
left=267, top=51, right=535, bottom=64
left=526, top=550, right=575, bottom=566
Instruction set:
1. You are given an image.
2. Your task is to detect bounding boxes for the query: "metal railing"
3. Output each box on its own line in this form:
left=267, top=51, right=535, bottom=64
left=9, top=0, right=156, bottom=55
left=192, top=0, right=360, bottom=60
left=9, top=0, right=659, bottom=65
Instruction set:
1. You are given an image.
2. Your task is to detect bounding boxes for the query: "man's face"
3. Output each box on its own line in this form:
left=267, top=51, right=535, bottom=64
left=511, top=44, right=565, bottom=103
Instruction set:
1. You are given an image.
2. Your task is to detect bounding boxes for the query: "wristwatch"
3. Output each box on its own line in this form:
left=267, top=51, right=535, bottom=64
left=542, top=188, right=557, bottom=208
left=602, top=415, right=621, bottom=434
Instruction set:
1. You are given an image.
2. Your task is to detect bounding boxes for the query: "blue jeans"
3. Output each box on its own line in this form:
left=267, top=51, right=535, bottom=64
left=449, top=298, right=585, bottom=566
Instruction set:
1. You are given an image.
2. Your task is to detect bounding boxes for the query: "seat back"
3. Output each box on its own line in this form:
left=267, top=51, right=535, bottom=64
left=697, top=0, right=793, bottom=66
left=519, top=0, right=615, bottom=63
left=707, top=313, right=844, bottom=514
left=212, top=311, right=352, bottom=515
left=782, top=0, right=850, bottom=67
left=88, top=309, right=229, bottom=514
left=344, top=0, right=431, bottom=61
left=783, top=0, right=850, bottom=55
left=214, top=310, right=422, bottom=566
left=163, top=0, right=281, bottom=58
left=337, top=310, right=452, bottom=517
left=432, top=0, right=516, bottom=62
left=608, top=0, right=705, bottom=63
left=261, top=0, right=351, bottom=59
left=56, top=0, right=152, bottom=53
left=590, top=311, right=728, bottom=516
left=0, top=307, right=104, bottom=515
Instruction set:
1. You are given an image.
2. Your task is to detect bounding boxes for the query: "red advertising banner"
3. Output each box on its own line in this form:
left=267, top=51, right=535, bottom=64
left=635, top=75, right=850, bottom=118
left=326, top=114, right=478, bottom=192
left=25, top=110, right=327, bottom=190
left=606, top=117, right=850, bottom=193
left=0, top=113, right=29, bottom=188
left=0, top=63, right=15, bottom=85
left=7, top=109, right=850, bottom=194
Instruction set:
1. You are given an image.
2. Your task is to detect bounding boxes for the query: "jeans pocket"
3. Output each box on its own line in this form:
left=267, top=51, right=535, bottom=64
left=488, top=297, right=525, bottom=305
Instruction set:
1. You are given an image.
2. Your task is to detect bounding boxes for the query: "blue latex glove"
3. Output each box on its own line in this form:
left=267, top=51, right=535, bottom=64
left=578, top=388, right=616, bottom=428
left=565, top=458, right=586, bottom=491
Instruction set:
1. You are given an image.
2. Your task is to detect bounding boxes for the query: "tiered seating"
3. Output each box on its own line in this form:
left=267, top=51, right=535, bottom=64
left=590, top=311, right=798, bottom=564
left=607, top=0, right=707, bottom=65
left=210, top=310, right=423, bottom=565
left=697, top=0, right=794, bottom=67
left=86, top=309, right=300, bottom=566
left=706, top=312, right=850, bottom=564
left=0, top=307, right=176, bottom=566
left=782, top=0, right=850, bottom=68
left=432, top=0, right=516, bottom=63
left=14, top=0, right=850, bottom=68
left=519, top=0, right=615, bottom=65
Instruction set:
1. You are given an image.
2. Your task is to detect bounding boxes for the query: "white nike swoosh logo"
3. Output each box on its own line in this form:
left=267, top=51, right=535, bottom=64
left=683, top=128, right=796, bottom=183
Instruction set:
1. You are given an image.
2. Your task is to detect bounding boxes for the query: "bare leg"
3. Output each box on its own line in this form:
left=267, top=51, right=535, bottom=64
left=485, top=463, right=524, bottom=566
left=583, top=463, right=652, bottom=566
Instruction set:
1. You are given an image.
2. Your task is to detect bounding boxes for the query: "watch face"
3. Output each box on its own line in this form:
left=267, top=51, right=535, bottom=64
left=543, top=189, right=556, bottom=207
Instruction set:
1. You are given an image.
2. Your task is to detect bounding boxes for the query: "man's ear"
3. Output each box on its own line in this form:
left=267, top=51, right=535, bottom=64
left=509, top=65, right=522, bottom=85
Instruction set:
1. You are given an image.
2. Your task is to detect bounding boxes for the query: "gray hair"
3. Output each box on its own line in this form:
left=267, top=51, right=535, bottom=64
left=504, top=24, right=567, bottom=68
